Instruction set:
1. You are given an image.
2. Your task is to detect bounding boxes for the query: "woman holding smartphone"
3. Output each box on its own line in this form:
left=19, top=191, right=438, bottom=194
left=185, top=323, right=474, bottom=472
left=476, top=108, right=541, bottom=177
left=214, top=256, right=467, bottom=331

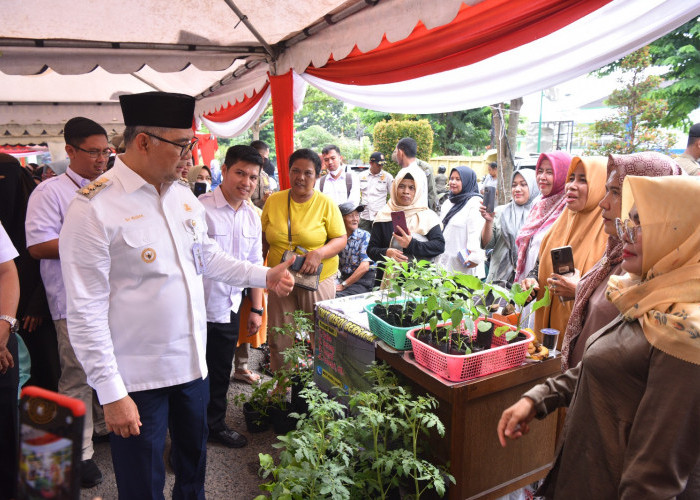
left=523, top=156, right=608, bottom=340
left=498, top=175, right=700, bottom=499
left=367, top=164, right=444, bottom=285
left=560, top=152, right=682, bottom=370
left=435, top=166, right=485, bottom=277
left=479, top=168, right=539, bottom=286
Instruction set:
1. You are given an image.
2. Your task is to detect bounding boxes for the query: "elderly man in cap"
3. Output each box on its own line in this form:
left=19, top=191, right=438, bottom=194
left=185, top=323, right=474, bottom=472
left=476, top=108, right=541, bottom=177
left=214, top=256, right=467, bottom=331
left=336, top=201, right=375, bottom=297
left=59, top=91, right=295, bottom=499
left=675, top=123, right=700, bottom=175
left=357, top=151, right=393, bottom=232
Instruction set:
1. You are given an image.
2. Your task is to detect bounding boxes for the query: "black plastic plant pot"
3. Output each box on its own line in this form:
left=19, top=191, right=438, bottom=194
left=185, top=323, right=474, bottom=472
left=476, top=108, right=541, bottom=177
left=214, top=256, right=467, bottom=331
left=508, top=331, right=528, bottom=344
left=242, top=402, right=270, bottom=433
left=290, top=376, right=308, bottom=414
left=476, top=320, right=495, bottom=350
left=269, top=404, right=298, bottom=435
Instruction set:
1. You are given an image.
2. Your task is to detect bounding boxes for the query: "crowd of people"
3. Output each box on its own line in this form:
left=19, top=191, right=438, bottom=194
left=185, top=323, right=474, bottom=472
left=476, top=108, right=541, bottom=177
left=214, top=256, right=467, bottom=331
left=1, top=89, right=699, bottom=498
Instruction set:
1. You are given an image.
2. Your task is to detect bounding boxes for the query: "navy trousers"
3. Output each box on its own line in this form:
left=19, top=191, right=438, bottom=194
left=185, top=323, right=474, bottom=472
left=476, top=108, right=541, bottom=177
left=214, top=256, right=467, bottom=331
left=110, top=377, right=209, bottom=500
left=206, top=310, right=239, bottom=432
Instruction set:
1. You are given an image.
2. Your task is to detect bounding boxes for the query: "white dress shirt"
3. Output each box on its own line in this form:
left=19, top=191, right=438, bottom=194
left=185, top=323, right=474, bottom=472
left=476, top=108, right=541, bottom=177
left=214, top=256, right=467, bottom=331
left=59, top=158, right=268, bottom=405
left=0, top=223, right=19, bottom=263
left=199, top=188, right=263, bottom=323
left=25, top=167, right=93, bottom=319
left=358, top=169, right=393, bottom=221
left=315, top=168, right=360, bottom=206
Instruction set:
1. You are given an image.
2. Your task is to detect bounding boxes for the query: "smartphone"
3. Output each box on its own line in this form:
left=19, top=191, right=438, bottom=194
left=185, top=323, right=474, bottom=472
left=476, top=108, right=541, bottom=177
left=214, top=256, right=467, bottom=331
left=551, top=246, right=575, bottom=276
left=483, top=186, right=496, bottom=213
left=391, top=211, right=409, bottom=235
left=193, top=182, right=208, bottom=197
left=18, top=386, right=85, bottom=500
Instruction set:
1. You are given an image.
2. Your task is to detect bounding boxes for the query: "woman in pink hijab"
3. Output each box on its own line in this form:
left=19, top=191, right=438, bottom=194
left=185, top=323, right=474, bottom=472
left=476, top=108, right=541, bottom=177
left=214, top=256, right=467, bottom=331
left=513, top=151, right=572, bottom=282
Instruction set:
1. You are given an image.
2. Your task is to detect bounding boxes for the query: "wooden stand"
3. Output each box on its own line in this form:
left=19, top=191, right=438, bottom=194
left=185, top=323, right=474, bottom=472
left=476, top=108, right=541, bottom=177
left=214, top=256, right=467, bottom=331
left=376, top=344, right=561, bottom=500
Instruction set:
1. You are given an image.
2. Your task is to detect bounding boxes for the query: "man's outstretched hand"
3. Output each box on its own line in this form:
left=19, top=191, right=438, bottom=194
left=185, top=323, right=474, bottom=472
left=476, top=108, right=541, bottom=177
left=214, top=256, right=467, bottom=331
left=267, top=256, right=296, bottom=296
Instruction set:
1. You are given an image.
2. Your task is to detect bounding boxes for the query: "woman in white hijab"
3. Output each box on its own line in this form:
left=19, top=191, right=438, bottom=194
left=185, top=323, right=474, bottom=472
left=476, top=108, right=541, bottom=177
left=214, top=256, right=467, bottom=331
left=480, top=168, right=539, bottom=286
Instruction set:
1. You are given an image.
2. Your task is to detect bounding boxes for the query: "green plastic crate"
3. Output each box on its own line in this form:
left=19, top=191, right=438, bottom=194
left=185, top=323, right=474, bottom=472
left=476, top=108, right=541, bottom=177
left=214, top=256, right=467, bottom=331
left=364, top=301, right=425, bottom=350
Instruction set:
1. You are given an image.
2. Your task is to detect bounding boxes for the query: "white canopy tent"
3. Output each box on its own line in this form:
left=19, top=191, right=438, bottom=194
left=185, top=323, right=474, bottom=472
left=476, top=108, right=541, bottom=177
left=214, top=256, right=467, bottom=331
left=1, top=0, right=697, bottom=172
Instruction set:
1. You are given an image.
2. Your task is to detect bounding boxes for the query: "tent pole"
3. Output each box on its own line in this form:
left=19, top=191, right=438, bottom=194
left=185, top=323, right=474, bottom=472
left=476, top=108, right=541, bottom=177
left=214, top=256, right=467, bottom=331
left=222, top=0, right=275, bottom=59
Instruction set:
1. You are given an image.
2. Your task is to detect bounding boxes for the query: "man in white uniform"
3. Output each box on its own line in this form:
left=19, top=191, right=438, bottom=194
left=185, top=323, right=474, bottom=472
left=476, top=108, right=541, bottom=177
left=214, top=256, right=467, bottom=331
left=200, top=145, right=265, bottom=448
left=358, top=151, right=393, bottom=231
left=316, top=145, right=360, bottom=205
left=59, top=92, right=295, bottom=499
left=25, top=116, right=110, bottom=487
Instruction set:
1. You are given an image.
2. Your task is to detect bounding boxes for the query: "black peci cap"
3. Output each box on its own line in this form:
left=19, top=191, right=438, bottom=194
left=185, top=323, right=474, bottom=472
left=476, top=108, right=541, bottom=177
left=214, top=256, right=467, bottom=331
left=119, top=92, right=195, bottom=129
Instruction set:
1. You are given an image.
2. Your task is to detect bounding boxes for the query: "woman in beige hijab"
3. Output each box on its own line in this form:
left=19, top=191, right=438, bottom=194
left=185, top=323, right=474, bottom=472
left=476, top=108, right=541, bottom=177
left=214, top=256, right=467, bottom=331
left=498, top=175, right=700, bottom=499
left=367, top=164, right=444, bottom=284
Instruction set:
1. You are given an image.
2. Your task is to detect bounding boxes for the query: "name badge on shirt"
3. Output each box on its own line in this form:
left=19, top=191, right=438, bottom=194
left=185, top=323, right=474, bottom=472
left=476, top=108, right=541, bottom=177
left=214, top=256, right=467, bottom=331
left=186, top=218, right=206, bottom=274
left=192, top=242, right=206, bottom=274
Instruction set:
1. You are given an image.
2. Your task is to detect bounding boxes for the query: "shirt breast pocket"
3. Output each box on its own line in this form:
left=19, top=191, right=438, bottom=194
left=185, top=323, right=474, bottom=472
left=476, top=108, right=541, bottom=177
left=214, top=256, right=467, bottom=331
left=121, top=226, right=158, bottom=265
left=241, top=225, right=260, bottom=253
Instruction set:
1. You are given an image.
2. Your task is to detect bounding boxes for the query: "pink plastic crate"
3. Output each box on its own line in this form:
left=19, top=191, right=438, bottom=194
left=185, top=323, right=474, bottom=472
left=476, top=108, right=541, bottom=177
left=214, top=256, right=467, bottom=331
left=407, top=318, right=533, bottom=382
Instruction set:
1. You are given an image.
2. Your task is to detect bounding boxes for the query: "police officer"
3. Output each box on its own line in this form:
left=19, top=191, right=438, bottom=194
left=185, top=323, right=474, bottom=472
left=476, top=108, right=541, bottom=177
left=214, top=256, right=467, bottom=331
left=358, top=152, right=393, bottom=231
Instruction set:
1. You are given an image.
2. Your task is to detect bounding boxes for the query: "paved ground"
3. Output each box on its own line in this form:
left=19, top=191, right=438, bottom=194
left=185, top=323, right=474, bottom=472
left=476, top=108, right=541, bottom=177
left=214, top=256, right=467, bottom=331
left=81, top=348, right=279, bottom=500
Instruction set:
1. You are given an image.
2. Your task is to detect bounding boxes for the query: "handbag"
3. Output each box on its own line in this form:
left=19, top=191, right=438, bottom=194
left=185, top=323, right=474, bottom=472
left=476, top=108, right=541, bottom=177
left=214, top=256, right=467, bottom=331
left=284, top=191, right=323, bottom=291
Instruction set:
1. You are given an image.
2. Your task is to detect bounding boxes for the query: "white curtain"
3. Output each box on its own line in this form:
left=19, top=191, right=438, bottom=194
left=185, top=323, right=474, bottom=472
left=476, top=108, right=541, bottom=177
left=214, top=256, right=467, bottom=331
left=299, top=0, right=698, bottom=113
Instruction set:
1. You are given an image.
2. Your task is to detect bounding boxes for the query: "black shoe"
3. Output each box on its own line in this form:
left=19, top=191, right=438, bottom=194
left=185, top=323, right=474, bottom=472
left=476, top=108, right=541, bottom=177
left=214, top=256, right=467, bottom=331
left=208, top=427, right=248, bottom=448
left=81, top=458, right=103, bottom=488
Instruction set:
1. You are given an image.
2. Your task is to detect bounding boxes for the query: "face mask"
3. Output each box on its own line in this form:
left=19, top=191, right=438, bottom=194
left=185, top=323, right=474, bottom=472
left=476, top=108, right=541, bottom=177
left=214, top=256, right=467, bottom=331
left=203, top=181, right=212, bottom=192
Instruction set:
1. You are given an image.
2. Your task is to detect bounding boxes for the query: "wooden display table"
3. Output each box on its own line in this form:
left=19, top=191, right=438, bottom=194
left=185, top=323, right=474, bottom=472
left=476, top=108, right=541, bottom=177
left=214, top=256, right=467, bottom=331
left=376, top=344, right=561, bottom=500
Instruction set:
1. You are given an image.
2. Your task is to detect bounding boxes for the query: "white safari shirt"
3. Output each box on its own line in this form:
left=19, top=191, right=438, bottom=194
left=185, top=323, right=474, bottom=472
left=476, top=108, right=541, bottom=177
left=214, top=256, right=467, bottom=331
left=358, top=169, right=393, bottom=221
left=60, top=158, right=268, bottom=405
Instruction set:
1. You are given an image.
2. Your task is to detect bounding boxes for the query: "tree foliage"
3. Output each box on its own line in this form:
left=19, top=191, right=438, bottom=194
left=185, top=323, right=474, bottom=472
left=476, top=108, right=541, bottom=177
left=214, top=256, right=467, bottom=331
left=587, top=47, right=674, bottom=155
left=295, top=87, right=360, bottom=138
left=597, top=18, right=700, bottom=129
left=424, top=108, right=492, bottom=155
left=357, top=108, right=491, bottom=156
left=373, top=120, right=434, bottom=177
left=648, top=18, right=700, bottom=129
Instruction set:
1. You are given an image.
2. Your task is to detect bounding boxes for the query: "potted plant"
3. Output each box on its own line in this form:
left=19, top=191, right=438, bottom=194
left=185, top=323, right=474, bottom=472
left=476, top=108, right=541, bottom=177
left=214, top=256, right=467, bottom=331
left=365, top=259, right=441, bottom=350
left=256, top=362, right=454, bottom=500
left=487, top=283, right=552, bottom=342
left=233, top=377, right=275, bottom=433
left=407, top=274, right=546, bottom=382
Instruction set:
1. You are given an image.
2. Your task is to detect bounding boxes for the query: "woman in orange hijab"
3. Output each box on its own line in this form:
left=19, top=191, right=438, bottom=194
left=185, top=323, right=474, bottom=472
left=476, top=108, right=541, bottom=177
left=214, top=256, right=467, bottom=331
left=522, top=156, right=608, bottom=342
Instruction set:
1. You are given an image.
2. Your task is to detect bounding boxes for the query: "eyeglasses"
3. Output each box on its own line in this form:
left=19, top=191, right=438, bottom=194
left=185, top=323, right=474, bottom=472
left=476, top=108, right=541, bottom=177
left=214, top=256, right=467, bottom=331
left=615, top=217, right=641, bottom=243
left=143, top=132, right=198, bottom=158
left=74, top=146, right=113, bottom=159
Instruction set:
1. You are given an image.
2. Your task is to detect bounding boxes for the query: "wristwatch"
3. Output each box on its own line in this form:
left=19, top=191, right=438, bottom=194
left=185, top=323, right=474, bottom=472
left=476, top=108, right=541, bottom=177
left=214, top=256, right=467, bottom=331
left=250, top=307, right=264, bottom=316
left=0, top=315, right=18, bottom=333
left=341, top=281, right=348, bottom=288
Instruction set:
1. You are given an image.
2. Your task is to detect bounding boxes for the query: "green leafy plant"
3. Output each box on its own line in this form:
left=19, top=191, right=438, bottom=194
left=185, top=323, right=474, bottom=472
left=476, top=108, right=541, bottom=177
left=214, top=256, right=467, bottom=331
left=488, top=283, right=552, bottom=341
left=256, top=362, right=454, bottom=500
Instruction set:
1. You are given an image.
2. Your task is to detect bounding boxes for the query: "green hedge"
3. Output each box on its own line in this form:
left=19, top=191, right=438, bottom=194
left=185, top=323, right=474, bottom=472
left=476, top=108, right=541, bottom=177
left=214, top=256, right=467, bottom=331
left=373, top=120, right=434, bottom=177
